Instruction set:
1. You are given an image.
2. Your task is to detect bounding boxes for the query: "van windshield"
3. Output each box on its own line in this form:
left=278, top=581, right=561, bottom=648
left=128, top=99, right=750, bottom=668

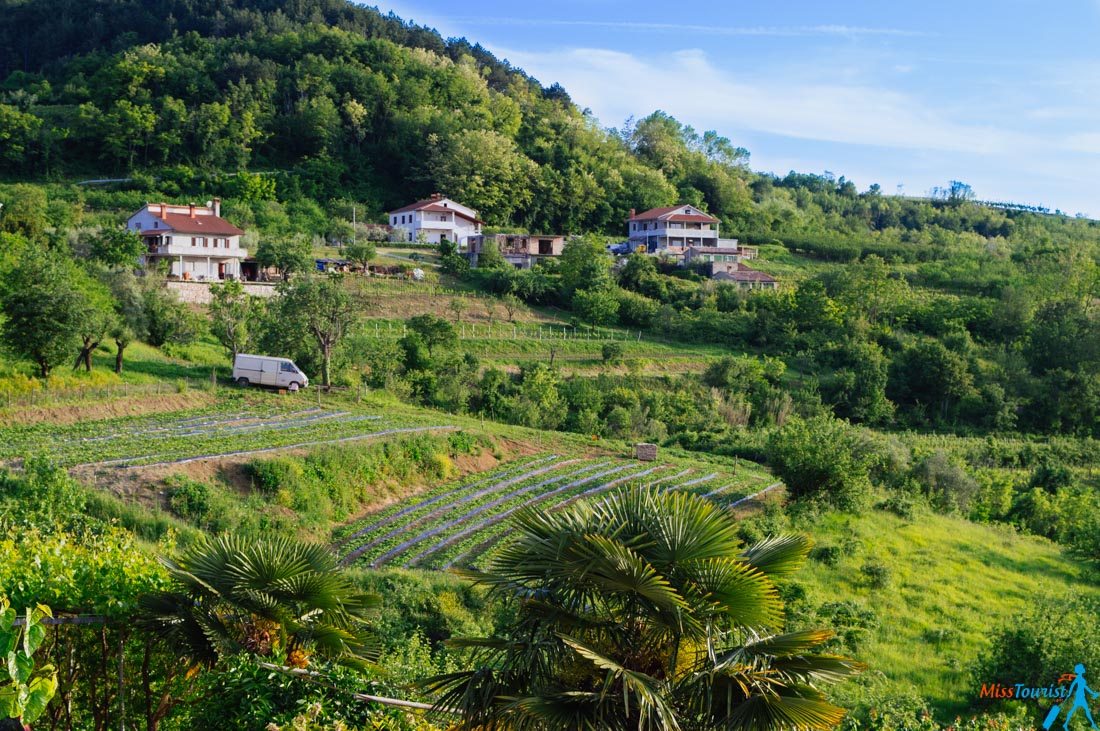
left=280, top=363, right=297, bottom=373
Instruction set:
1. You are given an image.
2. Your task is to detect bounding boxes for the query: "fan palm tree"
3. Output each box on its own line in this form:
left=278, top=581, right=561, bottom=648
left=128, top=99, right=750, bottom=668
left=424, top=487, right=863, bottom=731
left=139, top=536, right=381, bottom=668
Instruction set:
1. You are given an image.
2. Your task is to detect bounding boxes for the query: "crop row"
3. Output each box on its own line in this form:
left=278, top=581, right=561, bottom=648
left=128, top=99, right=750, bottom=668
left=332, top=454, right=560, bottom=544
left=374, top=461, right=623, bottom=568
left=80, top=408, right=325, bottom=442
left=427, top=463, right=674, bottom=570
left=337, top=453, right=774, bottom=571
left=343, top=459, right=610, bottom=566
left=0, top=401, right=314, bottom=461
left=1, top=411, right=436, bottom=468
left=432, top=468, right=765, bottom=570
left=340, top=456, right=582, bottom=563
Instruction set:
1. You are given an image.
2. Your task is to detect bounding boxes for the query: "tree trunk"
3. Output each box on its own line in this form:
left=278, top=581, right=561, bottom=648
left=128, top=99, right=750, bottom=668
left=39, top=359, right=50, bottom=379
left=321, top=343, right=332, bottom=388
left=115, top=340, right=126, bottom=374
left=75, top=337, right=98, bottom=372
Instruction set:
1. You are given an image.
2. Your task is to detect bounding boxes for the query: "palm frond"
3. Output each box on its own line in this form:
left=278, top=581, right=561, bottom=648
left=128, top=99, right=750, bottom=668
left=739, top=534, right=813, bottom=578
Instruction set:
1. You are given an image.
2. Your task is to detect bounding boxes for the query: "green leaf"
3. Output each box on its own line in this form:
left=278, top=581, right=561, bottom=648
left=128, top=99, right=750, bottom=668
left=23, top=672, right=59, bottom=723
left=0, top=686, right=18, bottom=719
left=7, top=651, right=32, bottom=685
left=23, top=620, right=46, bottom=658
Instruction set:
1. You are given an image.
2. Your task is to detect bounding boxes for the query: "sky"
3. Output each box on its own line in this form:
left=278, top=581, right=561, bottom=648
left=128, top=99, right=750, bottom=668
left=372, top=0, right=1100, bottom=218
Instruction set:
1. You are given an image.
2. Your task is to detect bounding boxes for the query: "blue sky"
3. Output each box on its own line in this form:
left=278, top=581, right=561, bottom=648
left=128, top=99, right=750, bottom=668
left=375, top=1, right=1100, bottom=217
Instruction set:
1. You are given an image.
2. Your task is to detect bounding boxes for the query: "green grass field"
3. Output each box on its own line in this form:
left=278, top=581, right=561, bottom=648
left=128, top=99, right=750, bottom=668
left=790, top=507, right=1099, bottom=716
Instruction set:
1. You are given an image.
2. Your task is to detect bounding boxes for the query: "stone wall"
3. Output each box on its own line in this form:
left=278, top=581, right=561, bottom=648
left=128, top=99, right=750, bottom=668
left=166, top=280, right=278, bottom=304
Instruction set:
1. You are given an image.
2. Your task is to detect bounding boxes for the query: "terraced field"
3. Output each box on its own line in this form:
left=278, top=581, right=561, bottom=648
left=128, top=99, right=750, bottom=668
left=337, top=454, right=774, bottom=570
left=0, top=403, right=451, bottom=468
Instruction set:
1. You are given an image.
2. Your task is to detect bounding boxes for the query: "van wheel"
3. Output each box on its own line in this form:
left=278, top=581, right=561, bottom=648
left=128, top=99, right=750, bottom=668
left=236, top=377, right=249, bottom=387
left=288, top=382, right=300, bottom=392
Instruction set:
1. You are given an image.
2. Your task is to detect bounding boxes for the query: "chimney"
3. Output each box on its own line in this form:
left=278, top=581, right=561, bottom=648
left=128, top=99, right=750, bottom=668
left=629, top=208, right=636, bottom=218
left=431, top=192, right=442, bottom=200
left=189, top=204, right=196, bottom=219
left=159, top=203, right=166, bottom=218
left=213, top=197, right=221, bottom=217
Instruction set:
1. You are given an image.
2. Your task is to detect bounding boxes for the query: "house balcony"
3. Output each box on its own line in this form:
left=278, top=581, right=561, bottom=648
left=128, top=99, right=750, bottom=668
left=145, top=241, right=248, bottom=259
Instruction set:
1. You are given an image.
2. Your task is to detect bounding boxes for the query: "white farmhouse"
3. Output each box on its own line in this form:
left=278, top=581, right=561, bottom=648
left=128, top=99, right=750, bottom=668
left=127, top=199, right=247, bottom=280
left=387, top=194, right=483, bottom=245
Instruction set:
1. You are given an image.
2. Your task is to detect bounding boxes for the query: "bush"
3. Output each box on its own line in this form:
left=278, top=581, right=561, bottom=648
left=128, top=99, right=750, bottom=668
left=810, top=545, right=843, bottom=566
left=248, top=457, right=306, bottom=495
left=978, top=594, right=1100, bottom=698
left=766, top=415, right=873, bottom=510
left=165, top=475, right=212, bottom=523
left=616, top=289, right=658, bottom=327
left=859, top=561, right=890, bottom=588
left=601, top=341, right=624, bottom=365
left=910, top=451, right=978, bottom=513
left=572, top=286, right=620, bottom=325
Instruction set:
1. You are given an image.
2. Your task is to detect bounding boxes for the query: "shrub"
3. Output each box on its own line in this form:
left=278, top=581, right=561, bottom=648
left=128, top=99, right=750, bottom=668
left=910, top=451, right=978, bottom=513
left=248, top=457, right=306, bottom=495
left=859, top=561, right=890, bottom=588
left=601, top=341, right=624, bottom=365
left=572, top=286, right=620, bottom=325
left=616, top=289, right=658, bottom=327
left=978, top=594, right=1100, bottom=696
left=766, top=415, right=873, bottom=510
left=166, top=476, right=212, bottom=523
left=810, top=545, right=843, bottom=566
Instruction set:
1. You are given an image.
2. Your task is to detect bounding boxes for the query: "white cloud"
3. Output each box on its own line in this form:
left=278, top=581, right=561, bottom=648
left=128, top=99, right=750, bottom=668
left=500, top=46, right=1027, bottom=155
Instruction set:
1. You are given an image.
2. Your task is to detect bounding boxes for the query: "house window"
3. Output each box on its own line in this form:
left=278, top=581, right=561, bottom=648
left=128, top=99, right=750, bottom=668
left=202, top=238, right=208, bottom=248
left=153, top=221, right=158, bottom=229
left=225, top=239, right=230, bottom=249
left=192, top=237, right=197, bottom=247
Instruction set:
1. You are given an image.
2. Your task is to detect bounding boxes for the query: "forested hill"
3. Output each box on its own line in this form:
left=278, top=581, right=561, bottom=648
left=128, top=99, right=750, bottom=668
left=2, top=0, right=1100, bottom=249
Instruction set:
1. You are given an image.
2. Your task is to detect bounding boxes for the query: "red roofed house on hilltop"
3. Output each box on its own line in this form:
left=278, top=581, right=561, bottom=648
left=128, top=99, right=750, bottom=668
left=388, top=194, right=483, bottom=246
left=127, top=200, right=247, bottom=281
left=627, top=204, right=734, bottom=255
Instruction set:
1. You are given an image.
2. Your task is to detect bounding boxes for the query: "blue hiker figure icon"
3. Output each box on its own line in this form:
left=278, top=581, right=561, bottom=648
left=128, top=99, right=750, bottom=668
left=1064, top=664, right=1100, bottom=730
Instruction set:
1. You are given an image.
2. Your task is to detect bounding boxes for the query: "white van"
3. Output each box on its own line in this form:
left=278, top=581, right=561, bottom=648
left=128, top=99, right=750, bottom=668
left=233, top=354, right=309, bottom=392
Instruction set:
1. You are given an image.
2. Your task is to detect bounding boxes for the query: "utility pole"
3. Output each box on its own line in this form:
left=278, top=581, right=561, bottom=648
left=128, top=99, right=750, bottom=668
left=352, top=204, right=357, bottom=246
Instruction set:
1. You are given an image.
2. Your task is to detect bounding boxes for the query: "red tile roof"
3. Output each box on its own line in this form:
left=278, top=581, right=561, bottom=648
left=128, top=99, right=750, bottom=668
left=388, top=198, right=484, bottom=224
left=156, top=212, right=244, bottom=236
left=389, top=197, right=447, bottom=214
left=629, top=205, right=719, bottom=223
left=714, top=263, right=777, bottom=283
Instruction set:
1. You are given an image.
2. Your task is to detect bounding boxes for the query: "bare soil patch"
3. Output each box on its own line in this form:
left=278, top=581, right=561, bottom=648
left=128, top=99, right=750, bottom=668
left=0, top=392, right=215, bottom=427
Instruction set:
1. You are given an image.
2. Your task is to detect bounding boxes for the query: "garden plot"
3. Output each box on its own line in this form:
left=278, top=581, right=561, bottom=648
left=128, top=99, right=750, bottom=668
left=340, top=458, right=602, bottom=566
left=0, top=405, right=428, bottom=468
left=336, top=454, right=780, bottom=570
left=434, top=465, right=777, bottom=570
left=333, top=454, right=561, bottom=548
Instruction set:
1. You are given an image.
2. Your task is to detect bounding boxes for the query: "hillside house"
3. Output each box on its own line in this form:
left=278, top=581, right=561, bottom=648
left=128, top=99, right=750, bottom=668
left=127, top=200, right=247, bottom=281
left=627, top=205, right=736, bottom=255
left=388, top=194, right=483, bottom=245
left=467, top=233, right=566, bottom=269
left=712, top=263, right=778, bottom=289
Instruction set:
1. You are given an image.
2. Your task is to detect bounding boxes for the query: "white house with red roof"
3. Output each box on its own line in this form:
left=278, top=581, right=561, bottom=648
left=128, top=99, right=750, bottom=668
left=626, top=204, right=726, bottom=254
left=387, top=193, right=483, bottom=245
left=127, top=199, right=247, bottom=281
